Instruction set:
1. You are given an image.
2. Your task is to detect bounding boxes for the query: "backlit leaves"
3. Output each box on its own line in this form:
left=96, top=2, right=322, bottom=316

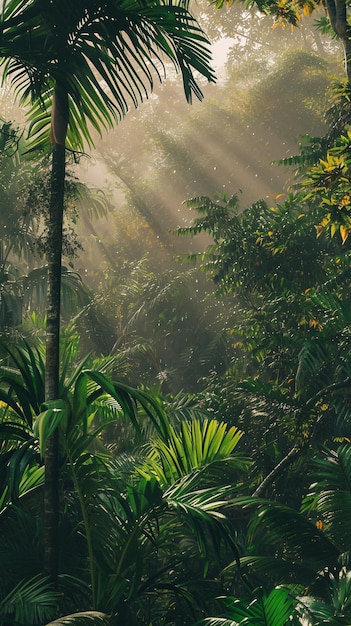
left=213, top=0, right=318, bottom=28
left=303, top=131, right=351, bottom=243
left=0, top=0, right=216, bottom=151
left=139, top=418, right=250, bottom=486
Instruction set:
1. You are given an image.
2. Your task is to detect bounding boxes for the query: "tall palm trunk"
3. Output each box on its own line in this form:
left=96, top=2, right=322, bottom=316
left=43, top=82, right=68, bottom=581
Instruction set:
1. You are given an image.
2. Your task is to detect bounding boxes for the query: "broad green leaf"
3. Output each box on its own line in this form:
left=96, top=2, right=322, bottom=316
left=34, top=404, right=68, bottom=458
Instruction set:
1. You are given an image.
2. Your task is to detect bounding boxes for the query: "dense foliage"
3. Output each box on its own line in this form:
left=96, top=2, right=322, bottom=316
left=3, top=0, right=351, bottom=624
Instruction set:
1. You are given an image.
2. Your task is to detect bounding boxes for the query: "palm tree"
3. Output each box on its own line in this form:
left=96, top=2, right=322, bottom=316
left=0, top=0, right=215, bottom=580
left=0, top=340, right=252, bottom=623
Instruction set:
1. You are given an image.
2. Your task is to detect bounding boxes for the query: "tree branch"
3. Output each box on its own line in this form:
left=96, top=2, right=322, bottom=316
left=252, top=446, right=301, bottom=498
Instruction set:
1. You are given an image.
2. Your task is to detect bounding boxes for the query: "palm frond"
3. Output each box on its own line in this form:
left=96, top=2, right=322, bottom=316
left=8, top=446, right=42, bottom=498
left=296, top=595, right=340, bottom=626
left=221, top=586, right=297, bottom=626
left=231, top=555, right=319, bottom=589
left=45, top=612, right=110, bottom=625
left=1, top=0, right=215, bottom=150
left=295, top=339, right=330, bottom=392
left=302, top=445, right=351, bottom=551
left=165, top=473, right=232, bottom=519
left=140, top=418, right=249, bottom=485
left=0, top=575, right=58, bottom=626
left=231, top=496, right=340, bottom=585
left=202, top=620, right=238, bottom=626
left=81, top=370, right=171, bottom=439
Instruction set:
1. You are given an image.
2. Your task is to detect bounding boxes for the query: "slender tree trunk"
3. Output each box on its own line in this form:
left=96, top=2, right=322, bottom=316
left=326, top=0, right=351, bottom=81
left=43, top=82, right=68, bottom=582
left=252, top=446, right=301, bottom=498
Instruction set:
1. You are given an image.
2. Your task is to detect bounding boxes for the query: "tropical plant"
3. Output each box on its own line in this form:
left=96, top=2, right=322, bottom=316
left=302, top=126, right=351, bottom=242
left=0, top=0, right=216, bottom=578
left=217, top=442, right=351, bottom=625
left=200, top=585, right=298, bottom=626
left=0, top=339, right=252, bottom=623
left=177, top=176, right=351, bottom=498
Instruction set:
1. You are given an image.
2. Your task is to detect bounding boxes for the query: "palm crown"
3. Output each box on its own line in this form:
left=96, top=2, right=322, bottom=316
left=0, top=0, right=216, bottom=150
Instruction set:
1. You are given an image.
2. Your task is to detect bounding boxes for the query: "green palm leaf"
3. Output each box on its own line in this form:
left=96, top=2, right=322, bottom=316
left=140, top=418, right=249, bottom=485
left=221, top=586, right=297, bottom=626
left=302, top=444, right=351, bottom=551
left=296, top=567, right=351, bottom=625
left=165, top=474, right=232, bottom=519
left=234, top=555, right=319, bottom=589
left=163, top=472, right=239, bottom=561
left=5, top=439, right=41, bottom=499
left=81, top=369, right=171, bottom=438
left=229, top=496, right=339, bottom=588
left=0, top=0, right=215, bottom=150
left=0, top=575, right=59, bottom=626
left=296, top=596, right=341, bottom=626
left=0, top=341, right=45, bottom=417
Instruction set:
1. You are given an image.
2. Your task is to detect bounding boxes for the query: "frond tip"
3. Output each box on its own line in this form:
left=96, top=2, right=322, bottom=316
left=46, top=610, right=110, bottom=625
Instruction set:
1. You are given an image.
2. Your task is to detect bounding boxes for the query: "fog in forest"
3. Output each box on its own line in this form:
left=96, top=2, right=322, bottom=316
left=74, top=4, right=337, bottom=270
left=0, top=2, right=342, bottom=391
